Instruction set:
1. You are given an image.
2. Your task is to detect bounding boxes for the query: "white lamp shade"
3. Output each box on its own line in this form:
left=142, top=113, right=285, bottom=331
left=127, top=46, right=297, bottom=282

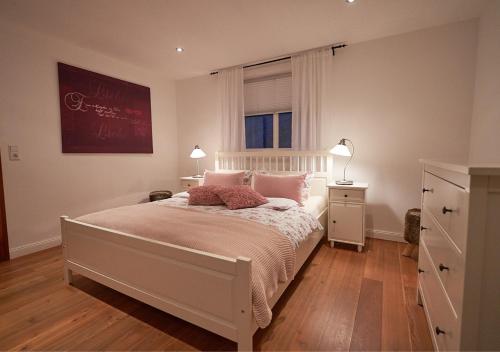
left=329, top=143, right=351, bottom=157
left=190, top=146, right=207, bottom=159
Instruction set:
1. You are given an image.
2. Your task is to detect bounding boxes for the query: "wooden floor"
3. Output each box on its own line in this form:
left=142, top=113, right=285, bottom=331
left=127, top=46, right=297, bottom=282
left=0, top=238, right=433, bottom=351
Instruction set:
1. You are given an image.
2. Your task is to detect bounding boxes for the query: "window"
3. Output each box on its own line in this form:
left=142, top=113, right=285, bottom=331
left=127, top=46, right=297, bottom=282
left=244, top=74, right=292, bottom=149
left=244, top=112, right=291, bottom=149
left=245, top=114, right=273, bottom=148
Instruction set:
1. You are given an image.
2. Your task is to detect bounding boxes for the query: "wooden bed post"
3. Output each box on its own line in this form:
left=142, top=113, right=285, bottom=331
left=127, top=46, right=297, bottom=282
left=60, top=216, right=73, bottom=285
left=235, top=256, right=253, bottom=351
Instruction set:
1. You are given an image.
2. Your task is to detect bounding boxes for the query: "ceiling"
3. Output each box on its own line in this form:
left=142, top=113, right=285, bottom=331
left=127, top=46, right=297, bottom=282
left=0, top=0, right=487, bottom=80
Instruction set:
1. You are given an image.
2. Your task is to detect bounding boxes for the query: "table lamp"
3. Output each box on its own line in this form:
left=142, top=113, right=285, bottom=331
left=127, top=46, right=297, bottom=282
left=190, top=145, right=206, bottom=178
left=329, top=138, right=354, bottom=185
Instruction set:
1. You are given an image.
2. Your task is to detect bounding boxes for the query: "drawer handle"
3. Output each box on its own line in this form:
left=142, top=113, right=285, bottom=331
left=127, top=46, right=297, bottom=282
left=420, top=226, right=428, bottom=231
left=418, top=268, right=425, bottom=273
left=422, top=188, right=432, bottom=193
left=439, top=263, right=449, bottom=272
left=435, top=326, right=446, bottom=335
left=344, top=194, right=348, bottom=197
left=333, top=220, right=336, bottom=224
left=442, top=206, right=453, bottom=214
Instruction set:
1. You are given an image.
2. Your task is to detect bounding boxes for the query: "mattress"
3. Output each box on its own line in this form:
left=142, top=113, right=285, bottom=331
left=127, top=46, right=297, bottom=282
left=303, top=195, right=328, bottom=218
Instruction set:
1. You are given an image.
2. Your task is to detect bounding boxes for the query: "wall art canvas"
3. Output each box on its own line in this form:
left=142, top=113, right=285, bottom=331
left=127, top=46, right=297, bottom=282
left=58, top=62, right=153, bottom=153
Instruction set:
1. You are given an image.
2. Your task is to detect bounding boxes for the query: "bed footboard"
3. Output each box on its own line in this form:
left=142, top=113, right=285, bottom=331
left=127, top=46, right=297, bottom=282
left=60, top=216, right=253, bottom=351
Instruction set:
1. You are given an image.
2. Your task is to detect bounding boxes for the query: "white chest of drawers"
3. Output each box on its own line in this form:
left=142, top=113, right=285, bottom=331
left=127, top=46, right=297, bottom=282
left=418, top=160, right=500, bottom=351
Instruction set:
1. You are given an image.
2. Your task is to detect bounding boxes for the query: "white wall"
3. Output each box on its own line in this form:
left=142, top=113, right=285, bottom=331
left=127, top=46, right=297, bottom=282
left=176, top=75, right=220, bottom=179
left=176, top=20, right=478, bottom=237
left=0, top=22, right=178, bottom=257
left=469, top=0, right=500, bottom=163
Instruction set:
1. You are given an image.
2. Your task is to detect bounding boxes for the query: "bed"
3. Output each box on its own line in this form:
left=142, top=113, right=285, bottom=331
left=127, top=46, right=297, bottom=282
left=61, top=150, right=332, bottom=351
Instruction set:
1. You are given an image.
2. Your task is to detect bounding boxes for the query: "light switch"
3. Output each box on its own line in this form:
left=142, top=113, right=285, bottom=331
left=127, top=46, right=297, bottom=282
left=8, top=145, right=20, bottom=161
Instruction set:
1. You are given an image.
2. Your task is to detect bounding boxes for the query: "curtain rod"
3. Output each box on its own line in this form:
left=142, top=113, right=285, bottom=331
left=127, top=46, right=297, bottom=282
left=210, top=43, right=347, bottom=75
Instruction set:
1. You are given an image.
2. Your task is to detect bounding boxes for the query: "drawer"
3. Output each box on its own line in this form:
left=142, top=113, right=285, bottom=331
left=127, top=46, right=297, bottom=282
left=420, top=210, right=465, bottom=315
left=180, top=179, right=202, bottom=190
left=418, top=244, right=460, bottom=351
left=329, top=188, right=365, bottom=203
left=422, top=172, right=468, bottom=252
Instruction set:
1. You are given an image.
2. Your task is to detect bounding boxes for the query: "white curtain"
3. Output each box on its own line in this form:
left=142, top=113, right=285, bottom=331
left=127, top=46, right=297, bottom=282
left=219, top=67, right=245, bottom=151
left=291, top=49, right=330, bottom=150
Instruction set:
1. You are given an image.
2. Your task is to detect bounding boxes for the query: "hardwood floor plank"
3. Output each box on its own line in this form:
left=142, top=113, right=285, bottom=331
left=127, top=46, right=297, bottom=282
left=317, top=249, right=366, bottom=351
left=0, top=238, right=432, bottom=351
left=257, top=241, right=334, bottom=351
left=381, top=240, right=412, bottom=351
left=287, top=246, right=350, bottom=351
left=349, top=278, right=383, bottom=351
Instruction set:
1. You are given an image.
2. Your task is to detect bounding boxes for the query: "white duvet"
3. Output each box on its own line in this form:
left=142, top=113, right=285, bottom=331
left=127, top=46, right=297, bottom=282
left=157, top=196, right=323, bottom=248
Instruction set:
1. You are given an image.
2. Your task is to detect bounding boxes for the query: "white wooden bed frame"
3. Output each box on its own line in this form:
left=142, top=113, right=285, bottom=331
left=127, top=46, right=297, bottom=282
left=61, top=150, right=332, bottom=351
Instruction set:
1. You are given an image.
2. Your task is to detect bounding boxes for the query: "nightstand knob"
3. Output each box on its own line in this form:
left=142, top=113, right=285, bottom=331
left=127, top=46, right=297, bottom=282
left=332, top=220, right=336, bottom=224
left=344, top=194, right=348, bottom=197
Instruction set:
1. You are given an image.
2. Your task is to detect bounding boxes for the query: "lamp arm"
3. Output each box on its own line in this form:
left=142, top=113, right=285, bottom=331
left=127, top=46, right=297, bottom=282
left=343, top=138, right=354, bottom=181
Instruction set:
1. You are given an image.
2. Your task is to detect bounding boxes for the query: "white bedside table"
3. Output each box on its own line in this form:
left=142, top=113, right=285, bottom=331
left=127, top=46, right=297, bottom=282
left=180, top=176, right=204, bottom=191
left=327, top=182, right=368, bottom=252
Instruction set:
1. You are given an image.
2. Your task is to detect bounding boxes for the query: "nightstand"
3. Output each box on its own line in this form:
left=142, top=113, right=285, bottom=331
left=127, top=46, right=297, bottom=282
left=327, top=182, right=368, bottom=252
left=180, top=176, right=204, bottom=191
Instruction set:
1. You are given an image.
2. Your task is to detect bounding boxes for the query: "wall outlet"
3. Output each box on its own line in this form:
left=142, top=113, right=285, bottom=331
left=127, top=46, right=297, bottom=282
left=8, top=145, right=20, bottom=161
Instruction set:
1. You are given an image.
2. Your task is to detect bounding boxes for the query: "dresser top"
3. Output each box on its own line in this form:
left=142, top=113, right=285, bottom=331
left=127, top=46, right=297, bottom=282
left=420, top=159, right=500, bottom=176
left=327, top=182, right=368, bottom=190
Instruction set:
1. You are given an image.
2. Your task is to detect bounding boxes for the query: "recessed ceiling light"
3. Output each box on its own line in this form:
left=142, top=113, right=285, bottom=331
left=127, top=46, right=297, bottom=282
left=176, top=47, right=184, bottom=52
left=345, top=0, right=355, bottom=3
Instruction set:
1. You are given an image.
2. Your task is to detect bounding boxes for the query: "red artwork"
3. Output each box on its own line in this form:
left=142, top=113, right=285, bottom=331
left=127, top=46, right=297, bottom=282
left=58, top=63, right=153, bottom=153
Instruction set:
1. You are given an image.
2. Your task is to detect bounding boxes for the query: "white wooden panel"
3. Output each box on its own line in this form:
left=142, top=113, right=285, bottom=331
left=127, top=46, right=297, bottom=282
left=421, top=209, right=464, bottom=316
left=328, top=203, right=363, bottom=243
left=66, top=231, right=235, bottom=321
left=423, top=172, right=468, bottom=253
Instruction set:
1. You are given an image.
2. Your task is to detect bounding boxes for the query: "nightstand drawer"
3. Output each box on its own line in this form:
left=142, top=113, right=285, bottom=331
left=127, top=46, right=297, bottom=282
left=180, top=179, right=203, bottom=190
left=329, top=188, right=365, bottom=203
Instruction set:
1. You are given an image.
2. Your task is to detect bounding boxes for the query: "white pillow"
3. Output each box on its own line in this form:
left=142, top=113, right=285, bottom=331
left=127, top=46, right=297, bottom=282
left=257, top=197, right=299, bottom=211
left=172, top=191, right=189, bottom=198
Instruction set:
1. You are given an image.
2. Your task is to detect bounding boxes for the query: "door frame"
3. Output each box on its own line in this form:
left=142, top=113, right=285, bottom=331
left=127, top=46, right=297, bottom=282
left=0, top=151, right=10, bottom=261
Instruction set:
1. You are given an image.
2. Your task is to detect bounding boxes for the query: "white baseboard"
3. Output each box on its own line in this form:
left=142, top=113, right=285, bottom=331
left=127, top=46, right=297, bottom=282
left=9, top=236, right=61, bottom=258
left=366, top=228, right=405, bottom=243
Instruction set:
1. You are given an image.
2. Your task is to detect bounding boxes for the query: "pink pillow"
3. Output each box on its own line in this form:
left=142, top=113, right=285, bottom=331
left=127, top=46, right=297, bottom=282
left=188, top=185, right=224, bottom=206
left=214, top=186, right=268, bottom=210
left=203, top=171, right=246, bottom=186
left=253, top=173, right=306, bottom=205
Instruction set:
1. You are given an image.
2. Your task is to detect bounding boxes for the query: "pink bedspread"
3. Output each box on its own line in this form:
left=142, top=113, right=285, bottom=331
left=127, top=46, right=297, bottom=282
left=76, top=202, right=295, bottom=328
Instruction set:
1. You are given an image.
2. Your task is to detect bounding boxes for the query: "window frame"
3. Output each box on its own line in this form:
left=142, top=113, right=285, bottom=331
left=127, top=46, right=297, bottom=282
left=244, top=110, right=292, bottom=150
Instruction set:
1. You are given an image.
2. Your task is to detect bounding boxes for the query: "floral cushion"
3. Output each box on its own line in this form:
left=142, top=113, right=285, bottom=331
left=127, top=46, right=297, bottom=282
left=187, top=185, right=224, bottom=206
left=214, top=185, right=268, bottom=210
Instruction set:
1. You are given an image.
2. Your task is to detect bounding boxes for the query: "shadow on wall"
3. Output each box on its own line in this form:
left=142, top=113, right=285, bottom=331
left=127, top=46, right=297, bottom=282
left=365, top=202, right=403, bottom=234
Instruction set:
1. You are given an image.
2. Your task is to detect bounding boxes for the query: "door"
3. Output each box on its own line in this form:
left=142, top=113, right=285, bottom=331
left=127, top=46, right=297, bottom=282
left=329, top=202, right=363, bottom=244
left=0, top=152, right=9, bottom=261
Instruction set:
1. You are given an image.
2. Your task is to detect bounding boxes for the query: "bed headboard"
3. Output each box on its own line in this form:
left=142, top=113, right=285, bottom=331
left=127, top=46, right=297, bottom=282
left=215, top=150, right=333, bottom=197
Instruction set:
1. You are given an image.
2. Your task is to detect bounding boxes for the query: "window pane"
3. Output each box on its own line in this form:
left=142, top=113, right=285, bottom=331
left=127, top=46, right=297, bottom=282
left=245, top=114, right=273, bottom=149
left=279, top=112, right=292, bottom=148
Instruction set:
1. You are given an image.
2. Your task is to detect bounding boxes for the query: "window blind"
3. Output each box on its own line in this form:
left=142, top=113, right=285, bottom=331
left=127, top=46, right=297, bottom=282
left=244, top=75, right=292, bottom=115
